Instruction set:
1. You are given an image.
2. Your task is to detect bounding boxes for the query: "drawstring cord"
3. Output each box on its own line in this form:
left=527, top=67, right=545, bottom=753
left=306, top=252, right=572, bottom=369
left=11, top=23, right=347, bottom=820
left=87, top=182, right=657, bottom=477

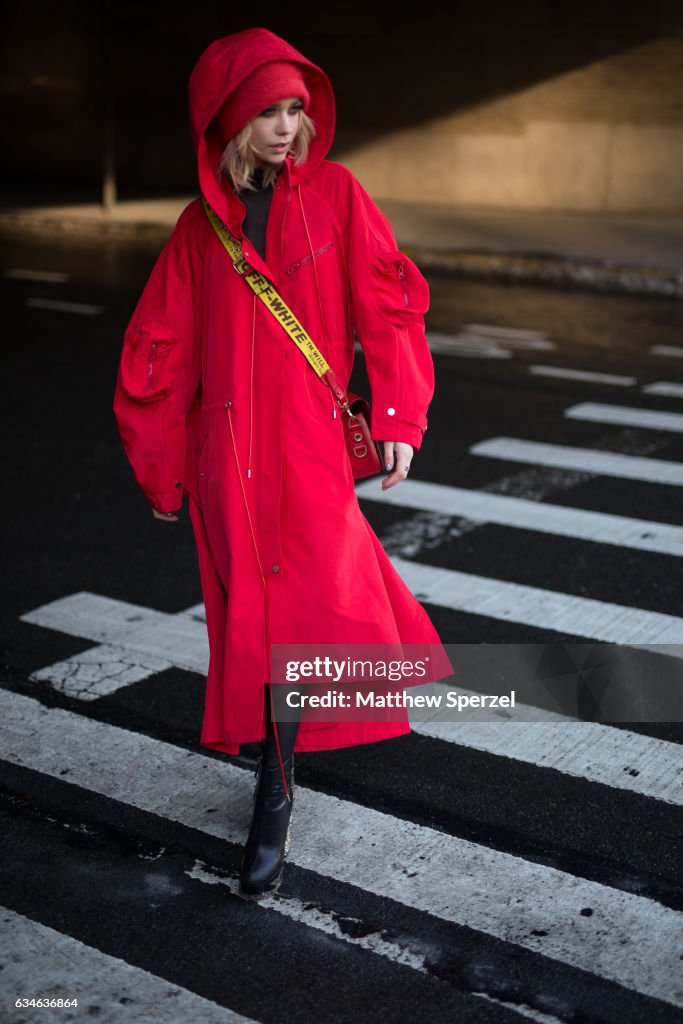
left=226, top=405, right=291, bottom=803
left=248, top=292, right=256, bottom=478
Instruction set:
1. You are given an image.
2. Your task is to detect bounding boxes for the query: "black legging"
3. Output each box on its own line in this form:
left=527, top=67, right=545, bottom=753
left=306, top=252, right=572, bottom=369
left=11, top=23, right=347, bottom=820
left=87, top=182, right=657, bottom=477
left=262, top=684, right=302, bottom=767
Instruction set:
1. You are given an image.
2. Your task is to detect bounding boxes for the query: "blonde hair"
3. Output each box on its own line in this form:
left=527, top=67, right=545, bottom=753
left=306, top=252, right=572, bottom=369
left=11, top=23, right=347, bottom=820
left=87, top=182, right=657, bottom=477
left=218, top=111, right=316, bottom=192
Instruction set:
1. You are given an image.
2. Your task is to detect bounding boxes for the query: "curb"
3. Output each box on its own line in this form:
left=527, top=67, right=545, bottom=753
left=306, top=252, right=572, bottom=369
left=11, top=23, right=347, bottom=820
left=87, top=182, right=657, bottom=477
left=404, top=247, right=683, bottom=300
left=0, top=212, right=174, bottom=243
left=1, top=212, right=681, bottom=299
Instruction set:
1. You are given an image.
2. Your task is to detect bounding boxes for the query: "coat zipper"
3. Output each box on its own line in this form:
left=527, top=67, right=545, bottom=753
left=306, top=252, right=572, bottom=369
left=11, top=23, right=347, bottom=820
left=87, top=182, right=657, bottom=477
left=284, top=241, right=333, bottom=277
left=147, top=341, right=158, bottom=386
left=397, top=262, right=409, bottom=307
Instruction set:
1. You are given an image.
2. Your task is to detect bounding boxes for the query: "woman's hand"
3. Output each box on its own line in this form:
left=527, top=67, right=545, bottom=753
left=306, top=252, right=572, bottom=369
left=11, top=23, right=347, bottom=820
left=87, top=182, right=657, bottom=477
left=381, top=441, right=413, bottom=490
left=152, top=509, right=179, bottom=522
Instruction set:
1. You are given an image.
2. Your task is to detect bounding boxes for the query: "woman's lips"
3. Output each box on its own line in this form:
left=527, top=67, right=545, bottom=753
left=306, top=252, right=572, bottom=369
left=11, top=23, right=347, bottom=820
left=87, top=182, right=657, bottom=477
left=271, top=143, right=289, bottom=150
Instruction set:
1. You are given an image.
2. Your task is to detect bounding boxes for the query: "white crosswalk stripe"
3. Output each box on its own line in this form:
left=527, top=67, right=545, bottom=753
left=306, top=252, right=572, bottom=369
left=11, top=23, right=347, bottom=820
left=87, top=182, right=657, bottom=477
left=642, top=382, right=683, bottom=398
left=2, top=688, right=681, bottom=1009
left=0, top=909, right=258, bottom=1024
left=649, top=345, right=683, bottom=358
left=4, top=268, right=70, bottom=283
left=393, top=557, right=683, bottom=643
left=426, top=331, right=512, bottom=358
left=410, top=694, right=683, bottom=805
left=17, top=590, right=682, bottom=804
left=185, top=861, right=569, bottom=1023
left=462, top=323, right=555, bottom=347
left=21, top=592, right=209, bottom=677
left=355, top=478, right=683, bottom=556
left=25, top=297, right=105, bottom=316
left=30, top=642, right=173, bottom=700
left=470, top=437, right=683, bottom=485
left=564, top=402, right=683, bottom=433
left=529, top=366, right=637, bottom=386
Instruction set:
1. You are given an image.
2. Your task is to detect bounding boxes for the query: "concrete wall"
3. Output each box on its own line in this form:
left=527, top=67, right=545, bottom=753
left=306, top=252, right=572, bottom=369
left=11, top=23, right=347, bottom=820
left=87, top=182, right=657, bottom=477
left=340, top=35, right=683, bottom=212
left=2, top=2, right=682, bottom=213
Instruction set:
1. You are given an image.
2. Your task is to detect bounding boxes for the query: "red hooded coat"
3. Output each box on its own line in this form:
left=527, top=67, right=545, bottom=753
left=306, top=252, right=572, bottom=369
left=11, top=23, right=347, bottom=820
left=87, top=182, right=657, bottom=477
left=113, top=27, right=453, bottom=756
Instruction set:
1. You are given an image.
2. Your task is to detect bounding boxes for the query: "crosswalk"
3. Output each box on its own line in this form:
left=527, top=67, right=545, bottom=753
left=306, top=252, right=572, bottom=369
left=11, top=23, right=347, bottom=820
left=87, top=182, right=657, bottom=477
left=564, top=402, right=683, bottom=433
left=393, top=557, right=683, bottom=643
left=2, top=689, right=682, bottom=1013
left=3, top=319, right=683, bottom=1023
left=2, top=909, right=255, bottom=1024
left=354, top=479, right=683, bottom=556
left=529, top=366, right=637, bottom=386
left=470, top=437, right=683, bottom=485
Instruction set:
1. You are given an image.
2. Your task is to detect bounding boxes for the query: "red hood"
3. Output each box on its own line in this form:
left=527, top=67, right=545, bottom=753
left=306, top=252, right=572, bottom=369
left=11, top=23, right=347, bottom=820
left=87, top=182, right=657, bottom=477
left=188, top=27, right=336, bottom=235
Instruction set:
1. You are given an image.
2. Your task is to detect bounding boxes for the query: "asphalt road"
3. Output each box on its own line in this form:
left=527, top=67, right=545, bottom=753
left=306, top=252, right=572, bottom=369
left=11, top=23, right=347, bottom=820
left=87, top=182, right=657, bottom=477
left=1, top=233, right=682, bottom=1024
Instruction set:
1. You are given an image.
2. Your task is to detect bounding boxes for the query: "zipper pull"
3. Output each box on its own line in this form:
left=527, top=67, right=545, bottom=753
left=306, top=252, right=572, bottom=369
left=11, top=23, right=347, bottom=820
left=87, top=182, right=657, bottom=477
left=398, top=262, right=409, bottom=307
left=147, top=341, right=157, bottom=382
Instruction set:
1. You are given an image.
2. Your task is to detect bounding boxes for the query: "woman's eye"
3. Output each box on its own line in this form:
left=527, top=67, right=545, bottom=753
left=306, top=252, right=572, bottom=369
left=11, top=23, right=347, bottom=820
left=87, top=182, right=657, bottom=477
left=257, top=102, right=302, bottom=118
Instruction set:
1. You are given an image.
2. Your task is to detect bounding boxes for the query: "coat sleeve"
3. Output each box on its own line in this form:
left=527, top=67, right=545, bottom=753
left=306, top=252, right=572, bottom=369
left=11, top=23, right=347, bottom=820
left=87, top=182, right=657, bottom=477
left=340, top=168, right=434, bottom=450
left=113, top=213, right=201, bottom=514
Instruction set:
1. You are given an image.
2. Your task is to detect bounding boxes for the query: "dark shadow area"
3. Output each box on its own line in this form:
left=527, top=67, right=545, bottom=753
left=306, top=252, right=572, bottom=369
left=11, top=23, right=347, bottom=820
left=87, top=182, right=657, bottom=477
left=1, top=0, right=682, bottom=198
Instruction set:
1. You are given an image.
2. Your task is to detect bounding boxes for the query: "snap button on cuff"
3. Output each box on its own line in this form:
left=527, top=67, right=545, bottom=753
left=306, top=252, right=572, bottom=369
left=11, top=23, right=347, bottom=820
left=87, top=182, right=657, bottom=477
left=387, top=407, right=396, bottom=416
left=272, top=564, right=280, bottom=573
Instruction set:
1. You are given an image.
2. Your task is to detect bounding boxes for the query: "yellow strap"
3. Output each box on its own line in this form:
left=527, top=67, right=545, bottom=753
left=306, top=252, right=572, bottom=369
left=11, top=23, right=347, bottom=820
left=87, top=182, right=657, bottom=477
left=202, top=197, right=330, bottom=380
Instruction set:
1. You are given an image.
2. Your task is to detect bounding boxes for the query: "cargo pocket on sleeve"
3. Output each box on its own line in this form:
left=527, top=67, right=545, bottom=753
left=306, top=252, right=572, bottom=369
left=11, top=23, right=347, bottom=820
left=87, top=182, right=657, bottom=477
left=119, top=318, right=179, bottom=403
left=370, top=250, right=430, bottom=325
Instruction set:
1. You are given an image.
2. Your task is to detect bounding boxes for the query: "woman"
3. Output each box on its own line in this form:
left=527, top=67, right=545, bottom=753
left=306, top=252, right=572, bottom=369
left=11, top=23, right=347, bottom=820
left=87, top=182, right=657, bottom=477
left=113, top=26, right=452, bottom=899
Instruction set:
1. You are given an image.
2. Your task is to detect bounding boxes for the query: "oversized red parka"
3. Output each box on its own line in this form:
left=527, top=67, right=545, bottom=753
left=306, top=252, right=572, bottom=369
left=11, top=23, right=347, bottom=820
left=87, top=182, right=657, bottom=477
left=113, top=27, right=452, bottom=756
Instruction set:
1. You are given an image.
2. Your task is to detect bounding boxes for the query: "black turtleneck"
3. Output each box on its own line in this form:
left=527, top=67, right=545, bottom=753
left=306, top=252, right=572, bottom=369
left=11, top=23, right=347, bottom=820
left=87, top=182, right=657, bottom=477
left=240, top=167, right=274, bottom=262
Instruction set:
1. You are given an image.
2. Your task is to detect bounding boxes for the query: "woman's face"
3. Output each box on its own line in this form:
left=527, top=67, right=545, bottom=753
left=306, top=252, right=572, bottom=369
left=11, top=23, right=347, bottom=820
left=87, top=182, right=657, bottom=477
left=249, top=97, right=303, bottom=167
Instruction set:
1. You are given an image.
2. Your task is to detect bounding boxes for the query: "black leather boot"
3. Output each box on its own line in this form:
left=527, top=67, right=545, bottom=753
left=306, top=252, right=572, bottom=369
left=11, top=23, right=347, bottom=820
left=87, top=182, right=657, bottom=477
left=239, top=752, right=294, bottom=899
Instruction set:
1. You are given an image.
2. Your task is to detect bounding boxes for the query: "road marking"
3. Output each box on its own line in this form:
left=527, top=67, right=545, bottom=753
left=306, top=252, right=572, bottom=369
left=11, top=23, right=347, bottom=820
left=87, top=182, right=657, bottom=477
left=410, top=696, right=683, bottom=805
left=31, top=642, right=173, bottom=700
left=649, top=346, right=683, bottom=358
left=463, top=323, right=554, bottom=347
left=2, top=688, right=681, bottom=1008
left=188, top=861, right=429, bottom=972
left=4, top=268, right=70, bottom=283
left=642, top=382, right=683, bottom=398
left=529, top=366, right=637, bottom=386
left=426, top=332, right=512, bottom=359
left=470, top=437, right=683, bottom=486
left=21, top=591, right=209, bottom=676
left=0, top=908, right=259, bottom=1023
left=25, top=297, right=104, bottom=316
left=355, top=479, right=683, bottom=557
left=565, top=403, right=683, bottom=433
left=187, top=862, right=566, bottom=1024
left=392, top=556, right=683, bottom=643
left=19, top=591, right=682, bottom=803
